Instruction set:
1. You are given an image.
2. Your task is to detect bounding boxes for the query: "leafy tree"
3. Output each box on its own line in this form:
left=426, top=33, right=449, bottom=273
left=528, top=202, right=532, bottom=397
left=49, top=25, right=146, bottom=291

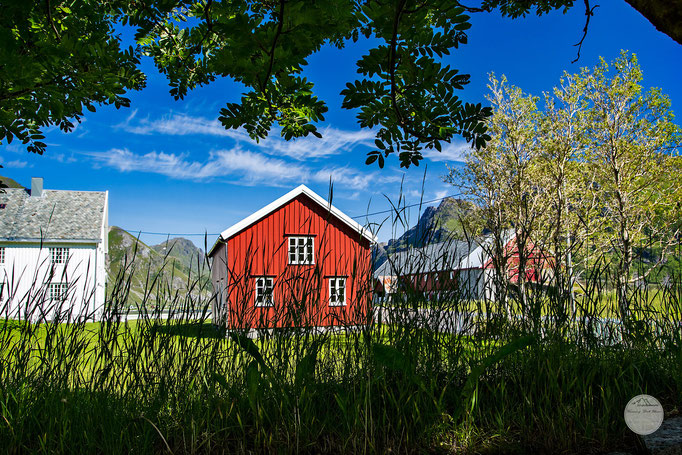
left=0, top=0, right=146, bottom=154
left=578, top=52, right=681, bottom=320
left=445, top=75, right=544, bottom=317
left=0, top=0, right=587, bottom=165
left=125, top=0, right=495, bottom=168
left=447, top=52, right=682, bottom=322
left=483, top=76, right=545, bottom=317
left=2, top=1, right=679, bottom=165
left=444, top=126, right=513, bottom=311
left=535, top=70, right=589, bottom=315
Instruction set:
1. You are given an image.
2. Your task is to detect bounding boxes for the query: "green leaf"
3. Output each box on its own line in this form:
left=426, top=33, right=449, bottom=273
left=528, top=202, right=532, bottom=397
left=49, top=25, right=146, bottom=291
left=212, top=372, right=229, bottom=391
left=245, top=359, right=260, bottom=410
left=454, top=335, right=535, bottom=421
left=229, top=332, right=265, bottom=367
left=373, top=343, right=410, bottom=373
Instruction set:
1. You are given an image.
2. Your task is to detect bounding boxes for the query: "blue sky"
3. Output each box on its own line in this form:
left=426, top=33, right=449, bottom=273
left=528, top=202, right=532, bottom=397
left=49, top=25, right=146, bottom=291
left=2, top=2, right=681, bottom=248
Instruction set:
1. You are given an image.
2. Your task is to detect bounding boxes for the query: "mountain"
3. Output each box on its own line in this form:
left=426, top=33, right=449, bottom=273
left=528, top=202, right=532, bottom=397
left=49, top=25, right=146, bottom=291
left=373, top=197, right=475, bottom=269
left=152, top=237, right=205, bottom=275
left=108, top=226, right=211, bottom=307
left=0, top=175, right=24, bottom=189
left=388, top=197, right=474, bottom=249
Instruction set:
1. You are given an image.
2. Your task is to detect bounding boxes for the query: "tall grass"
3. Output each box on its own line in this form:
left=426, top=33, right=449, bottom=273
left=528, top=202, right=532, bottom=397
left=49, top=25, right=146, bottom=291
left=0, top=204, right=680, bottom=454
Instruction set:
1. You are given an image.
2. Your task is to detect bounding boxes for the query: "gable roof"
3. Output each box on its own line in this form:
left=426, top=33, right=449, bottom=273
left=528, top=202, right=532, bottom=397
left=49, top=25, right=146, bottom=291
left=373, top=230, right=519, bottom=277
left=373, top=240, right=485, bottom=277
left=209, top=185, right=377, bottom=256
left=0, top=188, right=107, bottom=243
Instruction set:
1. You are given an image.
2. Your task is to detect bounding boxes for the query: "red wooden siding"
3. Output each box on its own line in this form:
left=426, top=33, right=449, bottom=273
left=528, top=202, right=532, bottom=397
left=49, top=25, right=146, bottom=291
left=483, top=237, right=555, bottom=284
left=224, top=194, right=371, bottom=330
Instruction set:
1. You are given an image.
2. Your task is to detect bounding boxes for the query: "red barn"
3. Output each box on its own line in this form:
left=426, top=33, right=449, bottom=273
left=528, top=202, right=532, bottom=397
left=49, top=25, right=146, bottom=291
left=208, top=185, right=376, bottom=331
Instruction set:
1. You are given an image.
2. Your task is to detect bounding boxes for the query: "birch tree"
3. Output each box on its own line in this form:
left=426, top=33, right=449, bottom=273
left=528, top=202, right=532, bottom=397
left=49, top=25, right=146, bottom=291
left=445, top=75, right=543, bottom=318
left=446, top=52, right=681, bottom=325
left=536, top=71, right=589, bottom=317
left=579, top=52, right=681, bottom=321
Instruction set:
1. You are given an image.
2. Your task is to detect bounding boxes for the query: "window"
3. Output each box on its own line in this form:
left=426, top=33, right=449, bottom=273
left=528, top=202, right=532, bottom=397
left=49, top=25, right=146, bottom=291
left=0, top=247, right=4, bottom=264
left=49, top=282, right=68, bottom=301
left=50, top=247, right=69, bottom=264
left=255, top=277, right=274, bottom=307
left=329, top=277, right=346, bottom=306
left=288, top=236, right=314, bottom=265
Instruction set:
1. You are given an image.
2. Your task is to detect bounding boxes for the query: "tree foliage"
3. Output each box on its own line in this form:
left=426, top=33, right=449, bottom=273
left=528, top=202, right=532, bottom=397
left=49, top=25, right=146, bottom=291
left=1, top=0, right=587, bottom=166
left=0, top=0, right=146, bottom=154
left=2, top=1, right=679, bottom=166
left=579, top=52, right=681, bottom=315
left=125, top=0, right=501, bottom=168
left=445, top=75, right=545, bottom=314
left=446, top=52, right=682, bottom=320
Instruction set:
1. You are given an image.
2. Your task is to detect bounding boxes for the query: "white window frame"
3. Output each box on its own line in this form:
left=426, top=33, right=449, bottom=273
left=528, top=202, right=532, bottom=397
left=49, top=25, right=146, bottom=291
left=50, top=247, right=69, bottom=264
left=255, top=277, right=274, bottom=307
left=329, top=277, right=347, bottom=306
left=0, top=246, right=5, bottom=265
left=288, top=236, right=314, bottom=265
left=49, top=282, right=69, bottom=301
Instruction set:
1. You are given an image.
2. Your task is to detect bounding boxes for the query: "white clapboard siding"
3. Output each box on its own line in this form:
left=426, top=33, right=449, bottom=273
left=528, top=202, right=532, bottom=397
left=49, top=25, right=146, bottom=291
left=0, top=243, right=106, bottom=321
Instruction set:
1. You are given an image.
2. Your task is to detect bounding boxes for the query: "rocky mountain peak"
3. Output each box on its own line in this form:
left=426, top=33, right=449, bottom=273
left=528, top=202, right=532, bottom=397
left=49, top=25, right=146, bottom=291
left=373, top=196, right=475, bottom=269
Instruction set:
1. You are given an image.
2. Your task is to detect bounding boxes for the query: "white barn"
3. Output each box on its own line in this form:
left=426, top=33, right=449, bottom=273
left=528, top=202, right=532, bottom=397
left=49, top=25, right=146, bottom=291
left=0, top=178, right=108, bottom=321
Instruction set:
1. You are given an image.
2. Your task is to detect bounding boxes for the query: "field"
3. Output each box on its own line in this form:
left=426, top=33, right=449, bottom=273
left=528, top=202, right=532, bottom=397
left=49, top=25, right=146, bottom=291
left=1, top=247, right=681, bottom=454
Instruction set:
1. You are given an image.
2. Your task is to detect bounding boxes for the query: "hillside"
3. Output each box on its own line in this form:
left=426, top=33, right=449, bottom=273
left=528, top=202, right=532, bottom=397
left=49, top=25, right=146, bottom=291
left=108, top=226, right=211, bottom=308
left=152, top=237, right=206, bottom=275
left=387, top=198, right=474, bottom=249
left=373, top=197, right=475, bottom=269
left=0, top=175, right=24, bottom=189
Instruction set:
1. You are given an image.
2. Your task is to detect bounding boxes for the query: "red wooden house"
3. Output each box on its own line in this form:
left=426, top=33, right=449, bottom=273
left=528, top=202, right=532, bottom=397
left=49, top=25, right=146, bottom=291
left=208, top=185, right=377, bottom=331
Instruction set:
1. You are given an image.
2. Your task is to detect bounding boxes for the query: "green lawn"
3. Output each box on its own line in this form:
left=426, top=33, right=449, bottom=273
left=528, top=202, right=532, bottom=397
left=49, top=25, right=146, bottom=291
left=0, top=288, right=680, bottom=454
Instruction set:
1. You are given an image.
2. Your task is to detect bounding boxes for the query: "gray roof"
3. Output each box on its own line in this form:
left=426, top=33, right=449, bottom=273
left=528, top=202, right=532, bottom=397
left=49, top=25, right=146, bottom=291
left=374, top=239, right=487, bottom=277
left=0, top=188, right=106, bottom=242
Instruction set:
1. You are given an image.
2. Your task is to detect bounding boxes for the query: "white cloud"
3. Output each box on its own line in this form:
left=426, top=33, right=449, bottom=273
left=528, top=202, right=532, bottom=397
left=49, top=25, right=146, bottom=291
left=2, top=159, right=30, bottom=168
left=421, top=140, right=471, bottom=163
left=407, top=189, right=424, bottom=199
left=433, top=189, right=449, bottom=200
left=117, top=111, right=248, bottom=140
left=49, top=153, right=78, bottom=164
left=2, top=144, right=23, bottom=154
left=86, top=147, right=388, bottom=191
left=312, top=167, right=375, bottom=191
left=258, top=127, right=375, bottom=160
left=119, top=112, right=375, bottom=160
left=210, top=148, right=308, bottom=184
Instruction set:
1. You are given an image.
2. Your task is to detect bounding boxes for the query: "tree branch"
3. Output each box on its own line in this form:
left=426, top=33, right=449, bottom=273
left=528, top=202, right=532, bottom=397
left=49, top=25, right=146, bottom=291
left=623, top=0, right=682, bottom=46
left=388, top=0, right=407, bottom=127
left=264, top=0, right=286, bottom=88
left=571, top=0, right=599, bottom=64
left=46, top=0, right=62, bottom=42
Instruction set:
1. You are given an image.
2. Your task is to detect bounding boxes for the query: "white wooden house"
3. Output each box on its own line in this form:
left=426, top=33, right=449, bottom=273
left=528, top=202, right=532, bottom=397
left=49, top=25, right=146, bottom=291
left=0, top=178, right=108, bottom=321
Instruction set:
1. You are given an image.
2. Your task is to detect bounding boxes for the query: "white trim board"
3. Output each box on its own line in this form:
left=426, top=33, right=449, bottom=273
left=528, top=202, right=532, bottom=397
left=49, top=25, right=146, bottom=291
left=209, top=185, right=377, bottom=256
